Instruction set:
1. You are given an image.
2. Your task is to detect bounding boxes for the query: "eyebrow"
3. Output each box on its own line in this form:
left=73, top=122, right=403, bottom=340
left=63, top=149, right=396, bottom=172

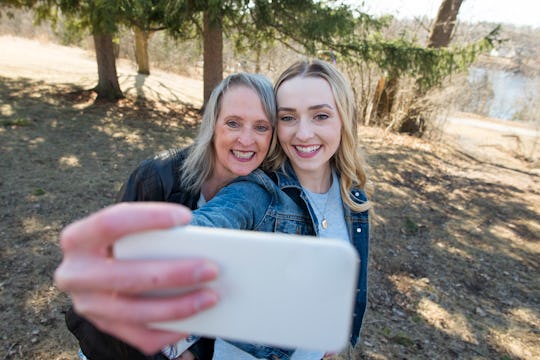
left=278, top=104, right=334, bottom=112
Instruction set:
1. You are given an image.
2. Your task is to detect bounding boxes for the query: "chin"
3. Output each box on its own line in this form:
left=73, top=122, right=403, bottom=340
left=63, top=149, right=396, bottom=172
left=233, top=168, right=255, bottom=176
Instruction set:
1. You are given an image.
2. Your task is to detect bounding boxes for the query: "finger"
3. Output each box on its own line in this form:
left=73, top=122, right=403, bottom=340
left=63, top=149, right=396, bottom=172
left=91, top=317, right=190, bottom=355
left=60, top=202, right=192, bottom=253
left=55, top=256, right=219, bottom=294
left=72, top=288, right=219, bottom=324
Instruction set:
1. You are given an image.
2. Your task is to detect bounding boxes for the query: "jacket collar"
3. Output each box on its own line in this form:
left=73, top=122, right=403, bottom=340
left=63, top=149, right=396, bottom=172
left=274, top=160, right=303, bottom=190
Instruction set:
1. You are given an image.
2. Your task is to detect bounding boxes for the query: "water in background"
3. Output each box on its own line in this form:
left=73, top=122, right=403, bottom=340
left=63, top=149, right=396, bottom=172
left=466, top=67, right=539, bottom=122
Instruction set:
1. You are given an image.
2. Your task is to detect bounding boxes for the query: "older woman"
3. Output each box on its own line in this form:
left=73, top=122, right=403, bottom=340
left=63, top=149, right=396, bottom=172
left=61, top=72, right=276, bottom=360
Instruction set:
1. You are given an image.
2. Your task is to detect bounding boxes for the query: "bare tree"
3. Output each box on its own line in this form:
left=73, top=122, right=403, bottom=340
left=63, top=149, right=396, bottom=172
left=428, top=0, right=464, bottom=48
left=372, top=0, right=466, bottom=135
left=396, top=0, right=465, bottom=134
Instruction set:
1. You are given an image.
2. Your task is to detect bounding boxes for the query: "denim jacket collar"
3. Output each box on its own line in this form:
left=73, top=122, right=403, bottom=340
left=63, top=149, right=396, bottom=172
left=274, top=160, right=303, bottom=190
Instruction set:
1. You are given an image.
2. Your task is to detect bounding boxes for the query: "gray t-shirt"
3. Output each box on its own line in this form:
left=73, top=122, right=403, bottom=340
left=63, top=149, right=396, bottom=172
left=303, top=170, right=349, bottom=243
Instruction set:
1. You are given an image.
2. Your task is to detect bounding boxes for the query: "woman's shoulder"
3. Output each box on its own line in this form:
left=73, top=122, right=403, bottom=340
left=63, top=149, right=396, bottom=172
left=146, top=147, right=190, bottom=168
left=117, top=147, right=190, bottom=202
left=130, top=147, right=189, bottom=177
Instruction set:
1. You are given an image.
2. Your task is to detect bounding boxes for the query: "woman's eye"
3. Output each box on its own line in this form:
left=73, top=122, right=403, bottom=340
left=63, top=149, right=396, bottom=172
left=280, top=115, right=295, bottom=122
left=314, top=113, right=329, bottom=121
left=226, top=120, right=240, bottom=128
left=255, top=125, right=271, bottom=132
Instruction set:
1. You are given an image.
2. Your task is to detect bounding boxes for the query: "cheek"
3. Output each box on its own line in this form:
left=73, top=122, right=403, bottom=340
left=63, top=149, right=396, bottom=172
left=276, top=127, right=289, bottom=144
left=259, top=132, right=273, bottom=151
left=330, top=124, right=342, bottom=144
left=329, top=136, right=341, bottom=153
left=213, top=129, right=233, bottom=148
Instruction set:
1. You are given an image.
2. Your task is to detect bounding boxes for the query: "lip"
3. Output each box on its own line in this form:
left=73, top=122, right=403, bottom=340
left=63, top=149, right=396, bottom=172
left=231, top=149, right=256, bottom=162
left=293, top=145, right=321, bottom=158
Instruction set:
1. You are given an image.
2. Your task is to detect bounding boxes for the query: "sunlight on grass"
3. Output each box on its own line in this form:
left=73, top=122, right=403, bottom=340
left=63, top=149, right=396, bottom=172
left=58, top=155, right=81, bottom=168
left=502, top=306, right=540, bottom=358
left=435, top=241, right=473, bottom=261
left=25, top=284, right=58, bottom=316
left=92, top=124, right=145, bottom=149
left=490, top=223, right=540, bottom=260
left=29, top=136, right=45, bottom=148
left=417, top=298, right=478, bottom=344
left=52, top=351, right=79, bottom=360
left=1, top=103, right=14, bottom=116
left=490, top=325, right=539, bottom=359
left=21, top=216, right=47, bottom=234
left=510, top=307, right=540, bottom=329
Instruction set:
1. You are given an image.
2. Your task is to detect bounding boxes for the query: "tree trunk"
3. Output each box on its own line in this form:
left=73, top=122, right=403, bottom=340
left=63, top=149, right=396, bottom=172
left=428, top=0, right=464, bottom=48
left=395, top=0, right=464, bottom=136
left=93, top=32, right=123, bottom=102
left=370, top=76, right=398, bottom=126
left=203, top=11, right=223, bottom=105
left=134, top=26, right=150, bottom=75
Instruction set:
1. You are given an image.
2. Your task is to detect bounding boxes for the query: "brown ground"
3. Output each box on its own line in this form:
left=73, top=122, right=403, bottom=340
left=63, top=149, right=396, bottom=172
left=0, top=35, right=539, bottom=360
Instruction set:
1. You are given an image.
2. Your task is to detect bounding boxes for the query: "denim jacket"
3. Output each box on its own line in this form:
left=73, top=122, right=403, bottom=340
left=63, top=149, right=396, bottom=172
left=191, top=161, right=370, bottom=358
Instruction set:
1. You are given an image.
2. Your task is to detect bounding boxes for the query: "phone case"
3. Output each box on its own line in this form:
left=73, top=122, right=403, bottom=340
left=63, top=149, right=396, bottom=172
left=114, top=225, right=359, bottom=352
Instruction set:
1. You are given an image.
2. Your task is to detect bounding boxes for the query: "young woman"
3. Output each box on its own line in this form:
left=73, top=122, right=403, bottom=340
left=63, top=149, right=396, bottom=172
left=190, top=59, right=370, bottom=359
left=55, top=60, right=371, bottom=360
left=62, top=72, right=276, bottom=360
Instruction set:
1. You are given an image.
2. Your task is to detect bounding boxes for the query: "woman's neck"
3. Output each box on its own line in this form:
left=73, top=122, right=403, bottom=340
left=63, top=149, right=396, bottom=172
left=294, top=165, right=333, bottom=194
left=201, top=173, right=236, bottom=201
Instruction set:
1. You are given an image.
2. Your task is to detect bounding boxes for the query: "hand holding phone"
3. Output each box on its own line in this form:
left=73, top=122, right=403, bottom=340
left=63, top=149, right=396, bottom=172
left=114, top=225, right=359, bottom=352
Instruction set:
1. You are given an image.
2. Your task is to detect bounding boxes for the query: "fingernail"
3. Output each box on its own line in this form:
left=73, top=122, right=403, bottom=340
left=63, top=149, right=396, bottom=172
left=194, top=262, right=219, bottom=282
left=195, top=291, right=219, bottom=311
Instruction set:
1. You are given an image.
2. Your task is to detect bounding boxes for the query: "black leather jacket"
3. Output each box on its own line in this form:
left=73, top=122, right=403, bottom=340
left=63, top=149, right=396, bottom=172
left=65, top=147, right=215, bottom=360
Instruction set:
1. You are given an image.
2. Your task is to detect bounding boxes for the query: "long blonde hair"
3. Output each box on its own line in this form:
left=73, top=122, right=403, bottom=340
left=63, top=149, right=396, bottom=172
left=266, top=59, right=370, bottom=212
left=181, top=73, right=276, bottom=194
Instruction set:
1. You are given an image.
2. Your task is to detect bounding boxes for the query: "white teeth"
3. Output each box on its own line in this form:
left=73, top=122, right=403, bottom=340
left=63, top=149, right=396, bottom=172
left=294, top=145, right=320, bottom=153
left=232, top=150, right=255, bottom=159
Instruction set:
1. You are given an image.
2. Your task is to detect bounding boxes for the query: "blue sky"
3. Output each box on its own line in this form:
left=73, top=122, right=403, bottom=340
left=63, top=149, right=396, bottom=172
left=349, top=0, right=539, bottom=28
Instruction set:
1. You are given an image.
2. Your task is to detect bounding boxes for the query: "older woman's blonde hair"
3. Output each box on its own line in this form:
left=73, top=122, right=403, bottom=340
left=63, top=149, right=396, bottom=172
left=181, top=73, right=276, bottom=194
left=266, top=59, right=370, bottom=212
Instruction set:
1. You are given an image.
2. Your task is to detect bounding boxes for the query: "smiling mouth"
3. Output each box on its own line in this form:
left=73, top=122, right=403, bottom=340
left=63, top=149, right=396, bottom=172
left=232, top=150, right=255, bottom=160
left=294, top=145, right=321, bottom=153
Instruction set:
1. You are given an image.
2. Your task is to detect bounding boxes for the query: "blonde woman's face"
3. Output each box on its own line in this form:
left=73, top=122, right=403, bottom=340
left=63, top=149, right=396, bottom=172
left=212, top=85, right=273, bottom=182
left=276, top=76, right=342, bottom=180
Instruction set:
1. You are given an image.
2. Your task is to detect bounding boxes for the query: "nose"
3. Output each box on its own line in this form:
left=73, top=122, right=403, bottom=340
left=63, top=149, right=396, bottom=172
left=295, top=118, right=314, bottom=141
left=237, top=128, right=255, bottom=146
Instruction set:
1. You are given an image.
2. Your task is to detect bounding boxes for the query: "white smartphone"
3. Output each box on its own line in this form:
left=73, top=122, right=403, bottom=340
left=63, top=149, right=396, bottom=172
left=113, top=225, right=359, bottom=352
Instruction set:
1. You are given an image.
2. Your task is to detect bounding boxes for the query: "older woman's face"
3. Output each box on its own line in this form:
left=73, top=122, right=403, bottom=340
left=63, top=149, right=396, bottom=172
left=213, top=85, right=273, bottom=182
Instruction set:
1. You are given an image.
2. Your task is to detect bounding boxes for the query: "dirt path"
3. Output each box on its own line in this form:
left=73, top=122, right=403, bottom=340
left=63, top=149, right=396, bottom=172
left=1, top=35, right=539, bottom=360
left=442, top=113, right=539, bottom=173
